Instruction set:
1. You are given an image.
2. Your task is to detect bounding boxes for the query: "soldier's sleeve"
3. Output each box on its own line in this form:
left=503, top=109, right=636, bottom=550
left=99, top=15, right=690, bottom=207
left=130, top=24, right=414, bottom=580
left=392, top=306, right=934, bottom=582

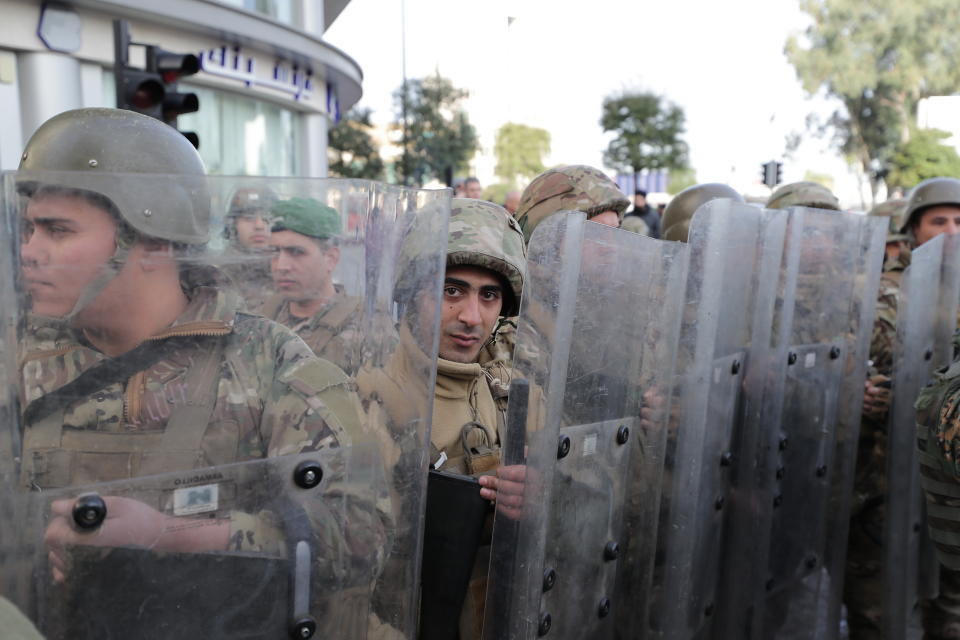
left=869, top=274, right=899, bottom=376
left=916, top=356, right=960, bottom=569
left=230, top=327, right=392, bottom=584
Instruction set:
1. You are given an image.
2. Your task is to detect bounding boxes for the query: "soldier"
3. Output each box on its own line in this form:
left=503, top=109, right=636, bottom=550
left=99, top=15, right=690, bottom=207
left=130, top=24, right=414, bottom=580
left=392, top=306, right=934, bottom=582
left=220, top=186, right=277, bottom=314
left=766, top=180, right=841, bottom=211
left=514, top=165, right=629, bottom=242
left=264, top=196, right=364, bottom=374
left=430, top=198, right=526, bottom=639
left=660, top=182, right=744, bottom=242
left=851, top=177, right=960, bottom=639
left=868, top=198, right=910, bottom=267
left=12, top=108, right=380, bottom=634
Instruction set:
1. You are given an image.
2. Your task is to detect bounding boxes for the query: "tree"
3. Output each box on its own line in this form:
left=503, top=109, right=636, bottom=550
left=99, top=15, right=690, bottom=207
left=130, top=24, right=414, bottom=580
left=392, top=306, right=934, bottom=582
left=667, top=168, right=697, bottom=195
left=786, top=0, right=960, bottom=201
left=887, top=128, right=960, bottom=190
left=600, top=91, right=689, bottom=174
left=327, top=107, right=384, bottom=180
left=393, top=74, right=479, bottom=186
left=494, top=123, right=551, bottom=186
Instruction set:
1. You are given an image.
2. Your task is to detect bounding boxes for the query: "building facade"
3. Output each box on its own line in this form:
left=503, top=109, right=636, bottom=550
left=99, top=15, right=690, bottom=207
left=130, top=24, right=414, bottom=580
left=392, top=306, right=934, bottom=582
left=0, top=0, right=362, bottom=176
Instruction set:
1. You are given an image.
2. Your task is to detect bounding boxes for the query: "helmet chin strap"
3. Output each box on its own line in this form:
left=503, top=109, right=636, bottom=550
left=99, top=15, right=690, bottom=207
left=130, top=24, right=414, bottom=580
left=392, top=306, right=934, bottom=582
left=53, top=239, right=130, bottom=324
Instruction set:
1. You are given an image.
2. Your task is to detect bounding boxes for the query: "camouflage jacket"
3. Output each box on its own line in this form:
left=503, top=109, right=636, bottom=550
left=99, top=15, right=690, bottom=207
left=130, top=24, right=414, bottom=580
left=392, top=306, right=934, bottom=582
left=915, top=346, right=960, bottom=569
left=263, top=287, right=364, bottom=375
left=19, top=283, right=384, bottom=560
left=219, top=247, right=274, bottom=315
left=870, top=251, right=911, bottom=377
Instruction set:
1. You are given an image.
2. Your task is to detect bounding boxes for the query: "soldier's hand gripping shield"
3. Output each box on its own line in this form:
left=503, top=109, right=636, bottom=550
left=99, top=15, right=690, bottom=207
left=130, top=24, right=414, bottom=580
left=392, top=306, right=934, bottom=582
left=887, top=233, right=960, bottom=637
left=719, top=207, right=885, bottom=639
left=645, top=199, right=788, bottom=640
left=481, top=212, right=688, bottom=640
left=1, top=167, right=450, bottom=639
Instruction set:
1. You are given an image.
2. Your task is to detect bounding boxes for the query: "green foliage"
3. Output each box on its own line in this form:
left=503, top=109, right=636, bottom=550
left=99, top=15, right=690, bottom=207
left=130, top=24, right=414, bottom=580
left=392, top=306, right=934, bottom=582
left=393, top=74, right=479, bottom=186
left=667, top=167, right=697, bottom=195
left=803, top=170, right=835, bottom=191
left=327, top=107, right=385, bottom=180
left=600, top=91, right=689, bottom=174
left=887, top=128, right=960, bottom=189
left=786, top=0, right=960, bottom=186
left=494, top=123, right=551, bottom=186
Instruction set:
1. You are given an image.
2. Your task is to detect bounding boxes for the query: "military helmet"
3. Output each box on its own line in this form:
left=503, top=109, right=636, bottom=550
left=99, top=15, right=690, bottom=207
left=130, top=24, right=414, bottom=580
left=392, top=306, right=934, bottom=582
left=448, top=198, right=526, bottom=316
left=18, top=107, right=209, bottom=244
left=868, top=198, right=908, bottom=242
left=227, top=187, right=278, bottom=218
left=271, top=197, right=342, bottom=239
left=661, top=183, right=744, bottom=242
left=902, top=177, right=960, bottom=232
left=515, top=165, right=629, bottom=243
left=766, top=181, right=840, bottom=211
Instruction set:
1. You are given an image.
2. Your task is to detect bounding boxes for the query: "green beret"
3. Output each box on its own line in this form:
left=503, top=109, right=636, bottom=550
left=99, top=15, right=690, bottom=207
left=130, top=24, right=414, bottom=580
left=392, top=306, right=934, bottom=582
left=271, top=197, right=342, bottom=239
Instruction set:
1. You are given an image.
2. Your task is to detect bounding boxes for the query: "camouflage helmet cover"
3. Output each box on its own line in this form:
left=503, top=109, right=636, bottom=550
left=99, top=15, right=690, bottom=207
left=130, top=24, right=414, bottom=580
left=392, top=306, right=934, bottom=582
left=271, top=197, right=342, bottom=239
left=448, top=198, right=526, bottom=316
left=515, top=165, right=629, bottom=243
left=661, top=183, right=744, bottom=242
left=18, top=108, right=209, bottom=244
left=766, top=181, right=840, bottom=211
left=903, top=177, right=960, bottom=232
left=868, top=198, right=908, bottom=242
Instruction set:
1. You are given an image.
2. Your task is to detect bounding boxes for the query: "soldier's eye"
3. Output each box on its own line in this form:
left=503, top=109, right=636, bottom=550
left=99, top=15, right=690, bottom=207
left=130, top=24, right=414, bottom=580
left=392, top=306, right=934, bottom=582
left=444, top=286, right=462, bottom=297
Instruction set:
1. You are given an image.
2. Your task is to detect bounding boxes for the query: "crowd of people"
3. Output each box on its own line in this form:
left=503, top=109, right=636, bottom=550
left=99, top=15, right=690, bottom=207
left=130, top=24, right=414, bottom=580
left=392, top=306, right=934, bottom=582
left=4, top=105, right=960, bottom=640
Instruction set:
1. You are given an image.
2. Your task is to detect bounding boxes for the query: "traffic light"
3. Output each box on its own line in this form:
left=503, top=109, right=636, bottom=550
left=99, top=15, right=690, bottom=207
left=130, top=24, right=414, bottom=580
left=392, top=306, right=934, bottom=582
left=761, top=160, right=784, bottom=189
left=113, top=20, right=200, bottom=148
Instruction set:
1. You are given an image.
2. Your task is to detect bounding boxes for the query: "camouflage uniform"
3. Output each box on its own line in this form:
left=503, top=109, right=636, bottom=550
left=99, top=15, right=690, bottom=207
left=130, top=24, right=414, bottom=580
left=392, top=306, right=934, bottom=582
left=219, top=187, right=278, bottom=315
left=12, top=109, right=388, bottom=635
left=263, top=196, right=365, bottom=374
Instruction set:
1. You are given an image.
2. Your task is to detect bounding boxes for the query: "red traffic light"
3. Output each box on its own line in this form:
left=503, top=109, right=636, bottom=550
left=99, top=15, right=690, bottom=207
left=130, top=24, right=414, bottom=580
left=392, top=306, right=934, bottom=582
left=156, top=52, right=199, bottom=83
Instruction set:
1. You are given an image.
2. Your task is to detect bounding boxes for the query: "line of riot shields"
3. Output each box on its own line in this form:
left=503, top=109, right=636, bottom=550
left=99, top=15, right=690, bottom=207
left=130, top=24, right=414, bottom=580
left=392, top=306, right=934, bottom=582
left=3, top=167, right=957, bottom=640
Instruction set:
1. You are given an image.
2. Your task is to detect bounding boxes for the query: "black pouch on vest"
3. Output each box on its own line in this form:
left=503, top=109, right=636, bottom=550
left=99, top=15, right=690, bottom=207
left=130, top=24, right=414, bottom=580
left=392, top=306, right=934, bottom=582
left=419, top=470, right=489, bottom=640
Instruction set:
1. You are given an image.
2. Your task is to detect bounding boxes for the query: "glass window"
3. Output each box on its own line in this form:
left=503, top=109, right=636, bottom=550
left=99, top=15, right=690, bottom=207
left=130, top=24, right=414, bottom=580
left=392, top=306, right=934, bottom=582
left=179, top=84, right=299, bottom=176
left=217, top=0, right=295, bottom=24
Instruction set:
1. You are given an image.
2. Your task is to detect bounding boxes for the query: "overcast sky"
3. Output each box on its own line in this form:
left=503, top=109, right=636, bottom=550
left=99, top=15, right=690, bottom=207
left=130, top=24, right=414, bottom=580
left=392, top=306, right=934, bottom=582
left=325, top=0, right=869, bottom=206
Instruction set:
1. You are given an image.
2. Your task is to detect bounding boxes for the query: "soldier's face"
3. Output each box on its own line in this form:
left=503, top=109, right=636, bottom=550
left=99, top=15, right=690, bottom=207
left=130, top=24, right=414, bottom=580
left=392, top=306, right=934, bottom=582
left=234, top=211, right=272, bottom=249
left=590, top=210, right=620, bottom=228
left=20, top=194, right=118, bottom=317
left=464, top=181, right=482, bottom=200
left=914, top=205, right=960, bottom=246
left=439, top=266, right=504, bottom=363
left=270, top=230, right=339, bottom=301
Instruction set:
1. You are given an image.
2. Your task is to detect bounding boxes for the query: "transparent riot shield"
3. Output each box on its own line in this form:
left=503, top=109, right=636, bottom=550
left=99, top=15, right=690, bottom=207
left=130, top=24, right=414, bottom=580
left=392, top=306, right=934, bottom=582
left=645, top=200, right=787, bottom=640
left=1, top=170, right=449, bottom=639
left=482, top=212, right=688, bottom=640
left=883, top=232, right=959, bottom=637
left=716, top=207, right=885, bottom=640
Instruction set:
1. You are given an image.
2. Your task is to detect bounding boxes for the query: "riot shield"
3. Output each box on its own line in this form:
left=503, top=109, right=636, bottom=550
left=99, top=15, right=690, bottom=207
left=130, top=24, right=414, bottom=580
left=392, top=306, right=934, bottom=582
left=645, top=200, right=787, bottom=640
left=0, top=170, right=449, bottom=639
left=883, top=232, right=960, bottom=637
left=714, top=207, right=885, bottom=640
left=482, top=212, right=688, bottom=640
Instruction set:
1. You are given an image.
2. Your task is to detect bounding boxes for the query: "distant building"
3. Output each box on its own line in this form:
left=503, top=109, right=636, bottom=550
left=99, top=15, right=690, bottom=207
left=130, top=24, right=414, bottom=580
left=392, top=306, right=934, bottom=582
left=0, top=0, right=362, bottom=176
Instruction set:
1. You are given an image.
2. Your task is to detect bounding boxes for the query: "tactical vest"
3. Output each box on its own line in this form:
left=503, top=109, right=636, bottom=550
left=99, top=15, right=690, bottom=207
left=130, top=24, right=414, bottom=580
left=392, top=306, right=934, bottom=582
left=264, top=293, right=361, bottom=370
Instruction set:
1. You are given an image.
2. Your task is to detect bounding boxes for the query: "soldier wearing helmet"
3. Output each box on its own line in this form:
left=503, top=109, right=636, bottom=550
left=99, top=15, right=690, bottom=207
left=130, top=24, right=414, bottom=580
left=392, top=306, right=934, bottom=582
left=868, top=198, right=909, bottom=267
left=15, top=109, right=374, bottom=590
left=220, top=186, right=278, bottom=313
left=262, top=197, right=364, bottom=374
left=514, top=165, right=629, bottom=242
left=766, top=181, right=841, bottom=211
left=849, top=179, right=960, bottom=639
left=660, top=183, right=744, bottom=243
left=427, top=198, right=525, bottom=639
